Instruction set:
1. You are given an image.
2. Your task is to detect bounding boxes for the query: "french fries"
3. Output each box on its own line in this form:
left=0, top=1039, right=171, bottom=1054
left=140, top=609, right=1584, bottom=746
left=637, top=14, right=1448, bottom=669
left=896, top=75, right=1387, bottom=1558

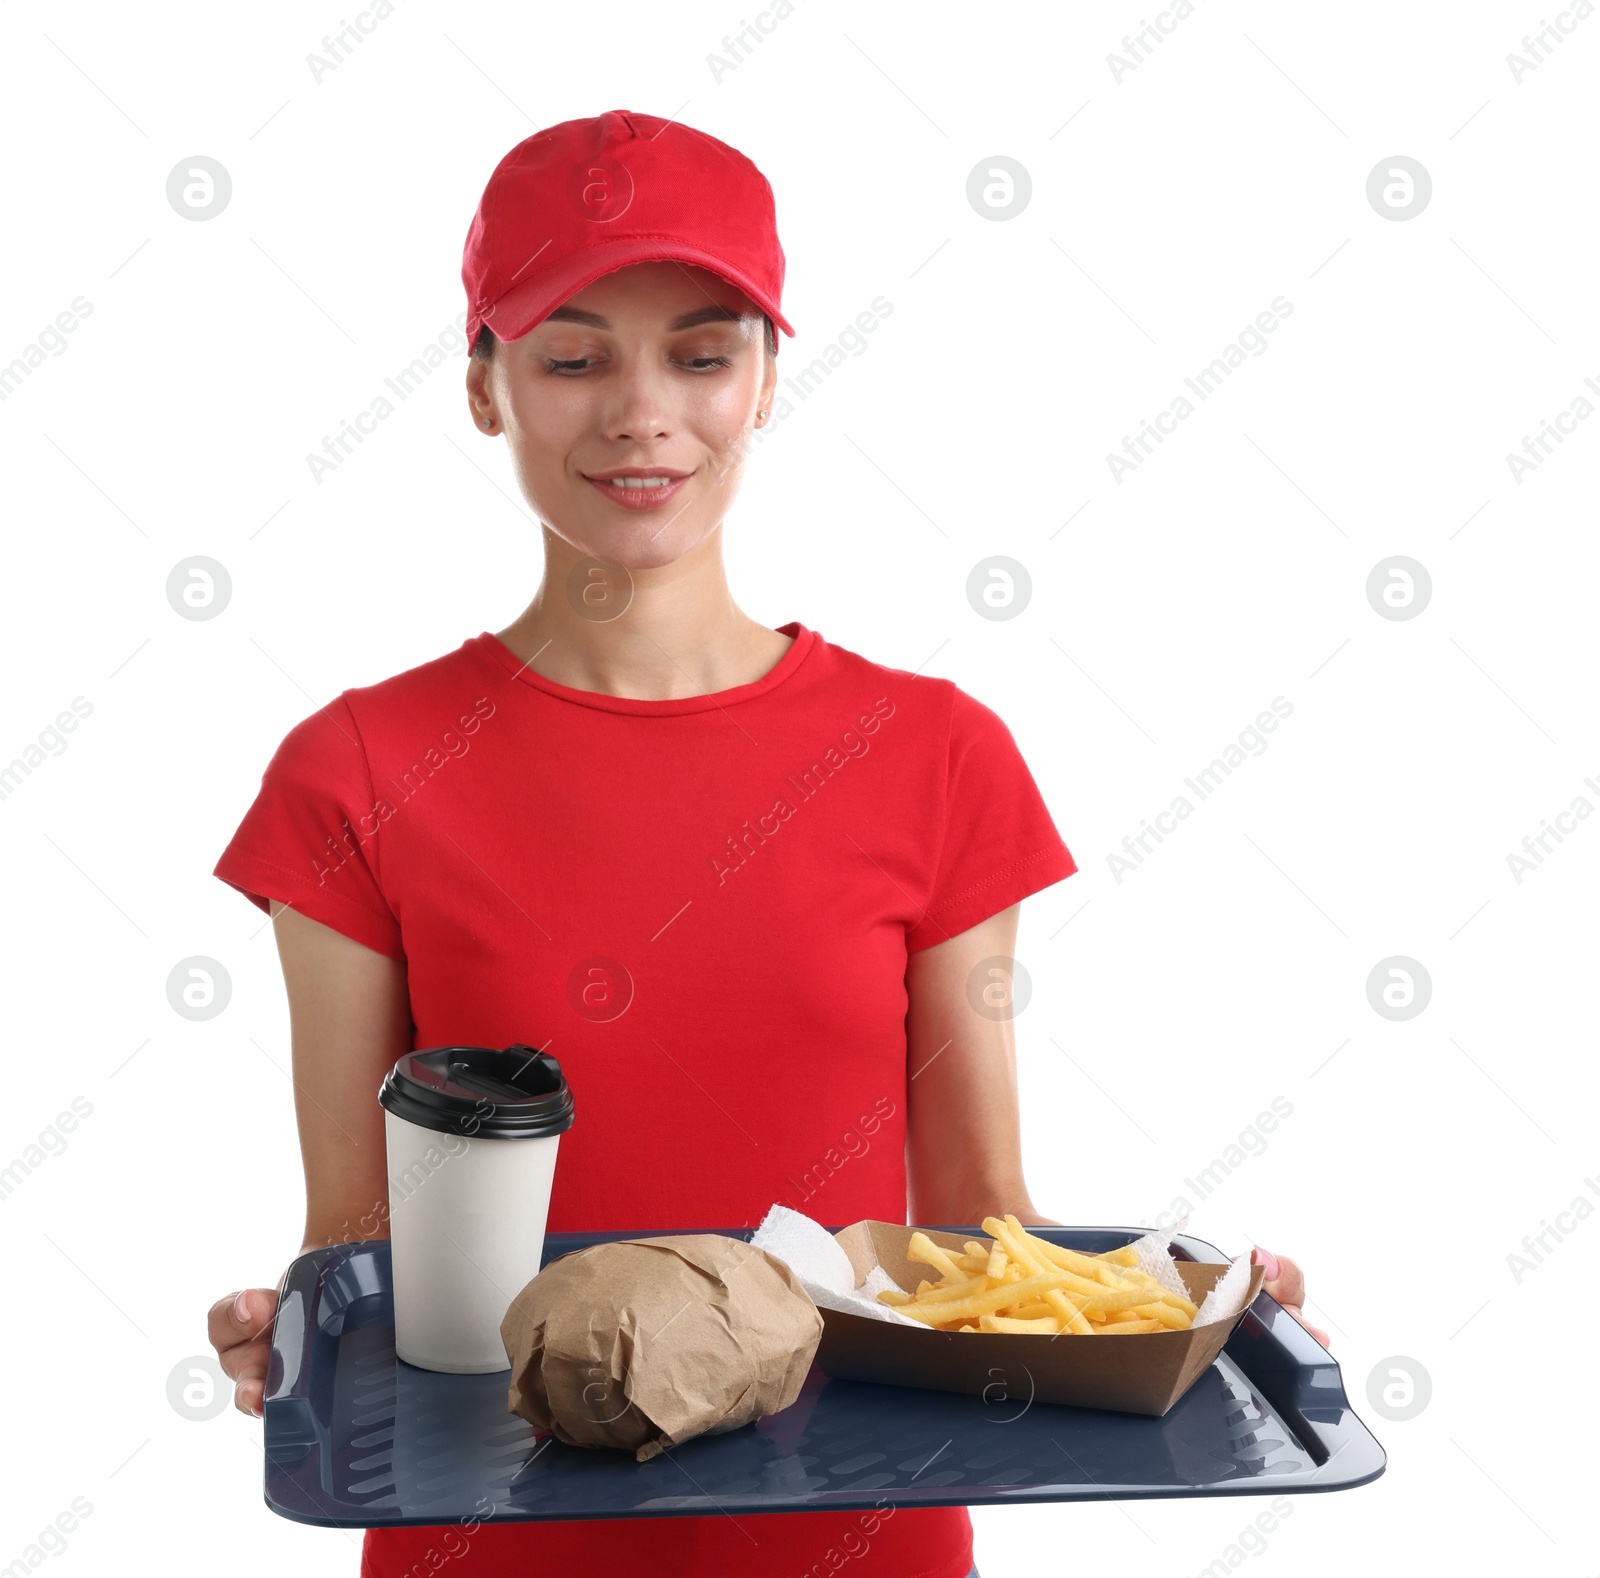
left=880, top=1218, right=1196, bottom=1337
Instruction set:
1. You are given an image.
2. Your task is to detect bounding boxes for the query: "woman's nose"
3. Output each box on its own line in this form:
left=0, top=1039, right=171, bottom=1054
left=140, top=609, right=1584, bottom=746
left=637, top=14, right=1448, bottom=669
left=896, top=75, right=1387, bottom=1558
left=605, top=366, right=671, bottom=444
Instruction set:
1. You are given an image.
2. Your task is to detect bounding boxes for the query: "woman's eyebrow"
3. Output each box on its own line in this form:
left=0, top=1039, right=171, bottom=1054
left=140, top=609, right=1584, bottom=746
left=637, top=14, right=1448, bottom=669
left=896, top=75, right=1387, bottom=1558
left=543, top=304, right=747, bottom=331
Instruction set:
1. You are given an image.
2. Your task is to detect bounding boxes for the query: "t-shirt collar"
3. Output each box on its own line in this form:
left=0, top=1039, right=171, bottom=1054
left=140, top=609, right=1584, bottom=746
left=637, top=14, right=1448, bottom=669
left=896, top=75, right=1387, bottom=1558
left=475, top=621, right=816, bottom=716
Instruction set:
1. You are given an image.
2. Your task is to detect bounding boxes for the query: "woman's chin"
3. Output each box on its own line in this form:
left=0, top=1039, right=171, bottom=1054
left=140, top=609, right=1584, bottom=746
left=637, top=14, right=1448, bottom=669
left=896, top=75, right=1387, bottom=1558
left=566, top=519, right=710, bottom=574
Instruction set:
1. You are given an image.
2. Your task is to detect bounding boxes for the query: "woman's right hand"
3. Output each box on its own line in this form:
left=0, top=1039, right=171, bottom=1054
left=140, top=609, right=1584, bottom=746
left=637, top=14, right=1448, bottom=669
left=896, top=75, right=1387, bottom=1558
left=209, top=1287, right=280, bottom=1417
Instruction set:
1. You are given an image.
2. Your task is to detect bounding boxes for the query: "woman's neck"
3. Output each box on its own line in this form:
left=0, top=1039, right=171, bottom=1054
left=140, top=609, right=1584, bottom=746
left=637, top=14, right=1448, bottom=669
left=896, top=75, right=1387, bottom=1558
left=494, top=528, right=792, bottom=701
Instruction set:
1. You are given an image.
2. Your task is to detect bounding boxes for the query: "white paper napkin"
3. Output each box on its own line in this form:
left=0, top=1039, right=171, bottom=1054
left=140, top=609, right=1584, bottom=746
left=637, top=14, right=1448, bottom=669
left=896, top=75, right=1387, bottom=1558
left=1115, top=1216, right=1254, bottom=1328
left=1192, top=1252, right=1255, bottom=1327
left=750, top=1203, right=923, bottom=1326
left=1116, top=1222, right=1194, bottom=1300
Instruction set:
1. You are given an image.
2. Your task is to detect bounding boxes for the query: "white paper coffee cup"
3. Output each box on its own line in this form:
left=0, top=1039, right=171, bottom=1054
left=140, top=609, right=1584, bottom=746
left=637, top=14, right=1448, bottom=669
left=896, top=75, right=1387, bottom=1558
left=378, top=1044, right=574, bottom=1374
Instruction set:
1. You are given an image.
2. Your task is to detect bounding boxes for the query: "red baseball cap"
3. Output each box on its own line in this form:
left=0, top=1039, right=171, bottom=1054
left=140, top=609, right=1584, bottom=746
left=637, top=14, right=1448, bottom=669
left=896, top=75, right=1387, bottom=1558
left=461, top=109, right=795, bottom=353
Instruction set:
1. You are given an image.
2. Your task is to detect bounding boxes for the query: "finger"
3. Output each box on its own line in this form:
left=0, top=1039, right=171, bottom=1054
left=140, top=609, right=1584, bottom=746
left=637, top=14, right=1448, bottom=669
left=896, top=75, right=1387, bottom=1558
left=212, top=1289, right=277, bottom=1419
left=231, top=1346, right=271, bottom=1416
left=207, top=1287, right=278, bottom=1361
left=1282, top=1302, right=1331, bottom=1350
left=1253, top=1246, right=1306, bottom=1309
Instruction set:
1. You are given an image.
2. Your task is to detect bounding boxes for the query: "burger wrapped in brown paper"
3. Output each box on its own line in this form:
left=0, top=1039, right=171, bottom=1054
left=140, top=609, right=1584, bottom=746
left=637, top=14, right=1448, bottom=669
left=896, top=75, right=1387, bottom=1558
left=499, top=1233, right=823, bottom=1461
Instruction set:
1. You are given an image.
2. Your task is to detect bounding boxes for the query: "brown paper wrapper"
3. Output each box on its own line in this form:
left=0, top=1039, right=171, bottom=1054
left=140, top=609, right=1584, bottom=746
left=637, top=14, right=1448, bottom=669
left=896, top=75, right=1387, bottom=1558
left=500, top=1233, right=823, bottom=1461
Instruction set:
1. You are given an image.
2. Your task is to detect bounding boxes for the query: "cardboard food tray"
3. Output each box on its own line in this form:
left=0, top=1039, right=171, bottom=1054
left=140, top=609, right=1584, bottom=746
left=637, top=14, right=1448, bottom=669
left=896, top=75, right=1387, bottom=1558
left=261, top=1226, right=1384, bottom=1529
left=819, top=1221, right=1266, bottom=1416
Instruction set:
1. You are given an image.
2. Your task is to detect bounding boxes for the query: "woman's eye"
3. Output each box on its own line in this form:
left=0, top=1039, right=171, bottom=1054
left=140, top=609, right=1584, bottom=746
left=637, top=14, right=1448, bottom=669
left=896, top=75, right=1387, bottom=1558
left=542, top=353, right=733, bottom=375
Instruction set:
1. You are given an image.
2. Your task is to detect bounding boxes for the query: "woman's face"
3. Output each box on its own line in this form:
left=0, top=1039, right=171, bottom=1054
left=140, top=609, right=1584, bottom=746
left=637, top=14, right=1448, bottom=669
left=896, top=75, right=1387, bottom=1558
left=468, top=261, right=778, bottom=570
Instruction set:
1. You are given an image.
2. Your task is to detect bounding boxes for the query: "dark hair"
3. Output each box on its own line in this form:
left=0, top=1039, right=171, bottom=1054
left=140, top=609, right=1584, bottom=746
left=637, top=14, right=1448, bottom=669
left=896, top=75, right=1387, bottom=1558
left=471, top=315, right=776, bottom=361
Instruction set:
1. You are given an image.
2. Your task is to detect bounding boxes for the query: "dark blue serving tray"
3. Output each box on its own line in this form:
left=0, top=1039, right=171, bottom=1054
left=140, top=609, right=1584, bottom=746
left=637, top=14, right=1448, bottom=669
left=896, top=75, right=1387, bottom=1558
left=261, top=1226, right=1384, bottom=1528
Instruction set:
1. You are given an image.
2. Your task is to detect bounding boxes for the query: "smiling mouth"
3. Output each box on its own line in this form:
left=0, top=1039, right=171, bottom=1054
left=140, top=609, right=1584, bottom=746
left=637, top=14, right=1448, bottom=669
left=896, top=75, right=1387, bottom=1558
left=582, top=470, right=693, bottom=510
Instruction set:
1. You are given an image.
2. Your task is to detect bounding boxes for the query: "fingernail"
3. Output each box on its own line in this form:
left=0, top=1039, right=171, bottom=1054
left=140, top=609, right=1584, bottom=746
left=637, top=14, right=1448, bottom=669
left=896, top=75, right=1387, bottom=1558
left=233, top=1290, right=252, bottom=1324
left=1251, top=1246, right=1280, bottom=1281
left=250, top=1403, right=263, bottom=1419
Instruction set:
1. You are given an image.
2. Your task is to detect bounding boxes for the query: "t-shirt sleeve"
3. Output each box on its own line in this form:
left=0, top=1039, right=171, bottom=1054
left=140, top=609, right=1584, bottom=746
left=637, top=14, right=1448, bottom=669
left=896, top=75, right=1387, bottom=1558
left=905, top=684, right=1078, bottom=953
left=213, top=695, right=405, bottom=961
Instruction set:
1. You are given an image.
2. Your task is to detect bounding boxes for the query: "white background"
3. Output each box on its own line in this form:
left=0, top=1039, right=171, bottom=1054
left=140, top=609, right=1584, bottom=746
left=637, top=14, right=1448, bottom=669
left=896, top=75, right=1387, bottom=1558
left=1, top=0, right=1594, bottom=1573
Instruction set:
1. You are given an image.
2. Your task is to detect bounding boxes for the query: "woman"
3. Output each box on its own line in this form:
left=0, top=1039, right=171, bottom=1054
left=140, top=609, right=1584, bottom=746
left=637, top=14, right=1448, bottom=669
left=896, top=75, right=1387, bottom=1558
left=207, top=109, right=1322, bottom=1578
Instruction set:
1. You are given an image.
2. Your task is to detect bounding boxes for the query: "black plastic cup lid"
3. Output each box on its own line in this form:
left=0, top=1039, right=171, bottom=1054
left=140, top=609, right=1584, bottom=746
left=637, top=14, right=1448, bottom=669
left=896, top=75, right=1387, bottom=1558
left=378, top=1043, right=574, bottom=1140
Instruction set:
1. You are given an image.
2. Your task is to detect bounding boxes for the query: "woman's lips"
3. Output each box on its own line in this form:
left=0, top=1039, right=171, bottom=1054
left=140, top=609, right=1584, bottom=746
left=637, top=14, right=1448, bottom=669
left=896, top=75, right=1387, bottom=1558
left=583, top=473, right=691, bottom=511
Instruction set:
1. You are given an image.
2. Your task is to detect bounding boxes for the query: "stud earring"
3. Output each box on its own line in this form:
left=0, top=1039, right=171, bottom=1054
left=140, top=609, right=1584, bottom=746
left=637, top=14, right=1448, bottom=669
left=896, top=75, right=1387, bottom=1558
left=481, top=417, right=492, bottom=430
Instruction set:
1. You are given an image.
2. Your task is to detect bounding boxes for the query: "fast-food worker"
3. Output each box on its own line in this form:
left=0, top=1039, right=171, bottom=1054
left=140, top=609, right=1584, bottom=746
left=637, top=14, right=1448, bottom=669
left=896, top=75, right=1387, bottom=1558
left=205, top=109, right=1324, bottom=1578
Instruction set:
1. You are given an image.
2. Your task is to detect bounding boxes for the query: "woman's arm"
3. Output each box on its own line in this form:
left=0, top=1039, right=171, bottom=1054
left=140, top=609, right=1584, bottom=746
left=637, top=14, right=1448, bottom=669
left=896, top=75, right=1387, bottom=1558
left=904, top=902, right=1056, bottom=1228
left=210, top=900, right=412, bottom=1417
left=267, top=898, right=413, bottom=1249
left=906, top=909, right=1329, bottom=1346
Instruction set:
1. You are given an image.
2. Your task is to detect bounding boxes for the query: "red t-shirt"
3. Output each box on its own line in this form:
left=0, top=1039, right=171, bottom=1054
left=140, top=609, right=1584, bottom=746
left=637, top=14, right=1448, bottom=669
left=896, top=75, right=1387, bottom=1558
left=215, top=620, right=1076, bottom=1578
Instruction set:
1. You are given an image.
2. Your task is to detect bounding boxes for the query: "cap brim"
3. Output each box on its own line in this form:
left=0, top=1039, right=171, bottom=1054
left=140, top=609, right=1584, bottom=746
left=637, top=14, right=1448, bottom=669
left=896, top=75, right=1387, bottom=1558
left=477, top=237, right=795, bottom=344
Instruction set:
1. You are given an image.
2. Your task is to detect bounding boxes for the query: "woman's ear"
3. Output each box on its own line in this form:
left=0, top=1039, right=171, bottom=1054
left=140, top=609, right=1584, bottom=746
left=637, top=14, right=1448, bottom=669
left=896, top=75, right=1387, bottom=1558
left=466, top=357, right=495, bottom=434
left=757, top=351, right=778, bottom=425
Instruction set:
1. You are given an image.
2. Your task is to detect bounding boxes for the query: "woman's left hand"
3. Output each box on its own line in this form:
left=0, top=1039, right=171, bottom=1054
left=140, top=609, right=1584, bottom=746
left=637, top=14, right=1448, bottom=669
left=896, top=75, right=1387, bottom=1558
left=1252, top=1247, right=1329, bottom=1349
